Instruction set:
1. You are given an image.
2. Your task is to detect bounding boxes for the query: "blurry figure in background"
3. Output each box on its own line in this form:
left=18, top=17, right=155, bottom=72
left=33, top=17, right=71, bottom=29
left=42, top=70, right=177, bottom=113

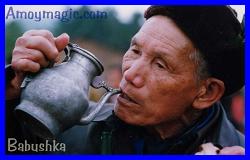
left=105, top=64, right=122, bottom=103
left=230, top=90, right=245, bottom=133
left=222, top=89, right=245, bottom=133
left=221, top=15, right=245, bottom=133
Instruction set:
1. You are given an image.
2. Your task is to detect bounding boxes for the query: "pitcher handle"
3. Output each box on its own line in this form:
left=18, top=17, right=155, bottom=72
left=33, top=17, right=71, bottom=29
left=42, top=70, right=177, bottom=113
left=20, top=43, right=75, bottom=88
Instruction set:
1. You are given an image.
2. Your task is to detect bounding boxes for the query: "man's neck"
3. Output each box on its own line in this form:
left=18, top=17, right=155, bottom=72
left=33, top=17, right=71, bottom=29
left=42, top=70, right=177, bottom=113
left=146, top=108, right=203, bottom=140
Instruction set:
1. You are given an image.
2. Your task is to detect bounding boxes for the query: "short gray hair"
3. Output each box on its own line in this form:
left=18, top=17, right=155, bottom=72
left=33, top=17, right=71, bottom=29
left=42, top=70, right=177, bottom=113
left=189, top=49, right=210, bottom=82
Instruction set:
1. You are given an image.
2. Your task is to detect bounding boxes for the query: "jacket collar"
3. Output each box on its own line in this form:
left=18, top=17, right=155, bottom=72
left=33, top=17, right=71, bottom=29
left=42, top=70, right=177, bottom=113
left=105, top=104, right=222, bottom=154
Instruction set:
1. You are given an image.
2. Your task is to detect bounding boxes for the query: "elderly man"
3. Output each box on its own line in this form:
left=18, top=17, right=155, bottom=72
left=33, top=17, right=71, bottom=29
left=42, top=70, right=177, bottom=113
left=6, top=6, right=244, bottom=154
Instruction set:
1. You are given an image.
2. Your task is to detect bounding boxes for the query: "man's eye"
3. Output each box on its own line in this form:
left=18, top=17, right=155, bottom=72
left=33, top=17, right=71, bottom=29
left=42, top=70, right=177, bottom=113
left=157, top=63, right=165, bottom=69
left=155, top=60, right=168, bottom=70
left=132, top=49, right=140, bottom=54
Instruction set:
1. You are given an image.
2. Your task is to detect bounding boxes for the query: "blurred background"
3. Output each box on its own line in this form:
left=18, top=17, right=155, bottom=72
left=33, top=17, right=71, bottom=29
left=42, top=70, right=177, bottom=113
left=5, top=5, right=245, bottom=133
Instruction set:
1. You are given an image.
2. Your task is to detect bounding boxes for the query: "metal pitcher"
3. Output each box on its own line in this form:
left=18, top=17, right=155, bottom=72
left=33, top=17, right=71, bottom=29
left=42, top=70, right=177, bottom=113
left=15, top=43, right=120, bottom=139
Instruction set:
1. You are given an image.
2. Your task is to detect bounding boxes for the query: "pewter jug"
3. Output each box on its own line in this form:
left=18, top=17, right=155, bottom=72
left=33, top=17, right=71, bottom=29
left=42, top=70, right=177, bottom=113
left=15, top=43, right=120, bottom=139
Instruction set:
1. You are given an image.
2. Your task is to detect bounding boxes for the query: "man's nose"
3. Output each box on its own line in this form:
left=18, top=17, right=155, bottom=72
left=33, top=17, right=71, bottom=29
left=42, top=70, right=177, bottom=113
left=124, top=61, right=145, bottom=88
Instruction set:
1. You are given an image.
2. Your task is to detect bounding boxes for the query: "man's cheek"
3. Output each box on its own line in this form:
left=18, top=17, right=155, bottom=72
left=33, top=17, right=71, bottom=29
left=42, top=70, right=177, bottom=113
left=121, top=62, right=131, bottom=74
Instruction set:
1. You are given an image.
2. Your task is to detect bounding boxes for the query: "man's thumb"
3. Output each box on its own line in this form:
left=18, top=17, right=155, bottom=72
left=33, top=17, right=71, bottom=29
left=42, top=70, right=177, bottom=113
left=55, top=33, right=70, bottom=52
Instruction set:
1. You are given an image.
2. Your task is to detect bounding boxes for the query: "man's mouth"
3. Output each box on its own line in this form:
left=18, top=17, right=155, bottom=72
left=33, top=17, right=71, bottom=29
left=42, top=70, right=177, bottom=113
left=120, top=90, right=138, bottom=104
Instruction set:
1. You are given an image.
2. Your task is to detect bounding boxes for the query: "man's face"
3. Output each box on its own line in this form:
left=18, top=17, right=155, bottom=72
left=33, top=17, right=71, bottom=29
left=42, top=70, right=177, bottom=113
left=114, top=15, right=200, bottom=126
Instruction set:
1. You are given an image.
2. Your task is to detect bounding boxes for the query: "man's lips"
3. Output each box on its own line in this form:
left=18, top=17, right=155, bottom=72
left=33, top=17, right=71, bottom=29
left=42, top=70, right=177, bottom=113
left=119, top=89, right=138, bottom=104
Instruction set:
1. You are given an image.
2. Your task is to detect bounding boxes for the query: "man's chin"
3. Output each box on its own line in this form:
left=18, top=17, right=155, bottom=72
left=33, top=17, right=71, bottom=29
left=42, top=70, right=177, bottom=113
left=114, top=108, right=132, bottom=123
left=113, top=107, right=145, bottom=126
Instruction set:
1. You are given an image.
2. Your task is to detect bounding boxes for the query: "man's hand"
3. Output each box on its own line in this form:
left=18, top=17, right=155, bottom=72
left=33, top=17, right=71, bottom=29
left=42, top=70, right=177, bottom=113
left=6, top=30, right=70, bottom=99
left=195, top=142, right=245, bottom=155
left=219, top=146, right=245, bottom=155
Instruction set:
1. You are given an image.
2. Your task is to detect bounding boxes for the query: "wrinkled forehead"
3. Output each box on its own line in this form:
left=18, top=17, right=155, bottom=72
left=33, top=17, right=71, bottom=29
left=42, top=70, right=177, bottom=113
left=139, top=15, right=195, bottom=50
left=135, top=15, right=195, bottom=56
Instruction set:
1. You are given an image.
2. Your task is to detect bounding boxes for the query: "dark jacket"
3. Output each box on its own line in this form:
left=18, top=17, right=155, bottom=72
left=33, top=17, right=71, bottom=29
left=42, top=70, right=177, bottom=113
left=56, top=103, right=244, bottom=154
left=5, top=66, right=244, bottom=154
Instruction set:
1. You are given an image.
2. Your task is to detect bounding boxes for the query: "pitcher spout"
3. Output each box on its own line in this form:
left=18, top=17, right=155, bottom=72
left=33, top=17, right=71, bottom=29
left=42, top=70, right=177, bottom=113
left=80, top=89, right=121, bottom=124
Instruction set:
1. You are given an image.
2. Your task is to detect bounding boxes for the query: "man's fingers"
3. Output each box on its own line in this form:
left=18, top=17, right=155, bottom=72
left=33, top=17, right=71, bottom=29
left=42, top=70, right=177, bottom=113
left=219, top=146, right=245, bottom=155
left=195, top=143, right=219, bottom=155
left=24, top=31, right=70, bottom=53
left=195, top=143, right=245, bottom=155
left=11, top=30, right=69, bottom=74
left=13, top=47, right=50, bottom=68
left=15, top=36, right=59, bottom=61
left=23, top=29, right=55, bottom=44
left=12, top=58, right=40, bottom=73
left=55, top=33, right=70, bottom=52
left=23, top=30, right=69, bottom=53
left=26, top=48, right=50, bottom=68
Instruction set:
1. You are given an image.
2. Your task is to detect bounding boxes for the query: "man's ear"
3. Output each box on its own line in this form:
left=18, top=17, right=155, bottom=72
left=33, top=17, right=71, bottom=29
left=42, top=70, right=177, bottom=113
left=192, top=78, right=225, bottom=109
